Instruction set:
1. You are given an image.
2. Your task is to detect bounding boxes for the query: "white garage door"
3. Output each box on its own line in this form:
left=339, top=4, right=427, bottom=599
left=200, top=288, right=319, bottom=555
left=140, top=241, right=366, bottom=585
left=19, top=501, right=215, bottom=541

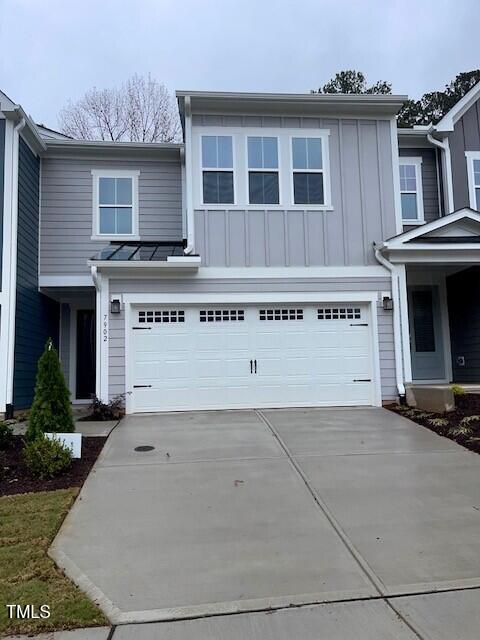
left=130, top=304, right=375, bottom=412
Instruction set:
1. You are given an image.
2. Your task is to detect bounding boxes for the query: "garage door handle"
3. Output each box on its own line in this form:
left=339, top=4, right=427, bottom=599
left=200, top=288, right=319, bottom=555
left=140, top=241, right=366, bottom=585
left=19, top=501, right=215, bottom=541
left=353, top=379, right=371, bottom=382
left=250, top=359, right=253, bottom=374
left=254, top=359, right=257, bottom=374
left=133, top=327, right=152, bottom=330
left=133, top=385, right=152, bottom=388
left=350, top=323, right=368, bottom=327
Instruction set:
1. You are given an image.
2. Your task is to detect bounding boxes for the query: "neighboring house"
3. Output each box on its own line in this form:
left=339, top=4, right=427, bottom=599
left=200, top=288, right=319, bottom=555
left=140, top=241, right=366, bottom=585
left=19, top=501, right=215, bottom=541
left=1, top=83, right=480, bottom=418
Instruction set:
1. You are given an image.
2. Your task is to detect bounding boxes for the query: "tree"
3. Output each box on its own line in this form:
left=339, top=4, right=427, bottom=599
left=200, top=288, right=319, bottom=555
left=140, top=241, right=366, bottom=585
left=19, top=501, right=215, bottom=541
left=27, top=338, right=74, bottom=441
left=59, top=73, right=181, bottom=142
left=397, top=70, right=480, bottom=127
left=313, top=70, right=392, bottom=95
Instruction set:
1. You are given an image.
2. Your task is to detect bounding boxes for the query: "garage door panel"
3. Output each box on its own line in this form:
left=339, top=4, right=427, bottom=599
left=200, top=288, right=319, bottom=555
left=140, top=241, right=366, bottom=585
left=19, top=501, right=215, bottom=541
left=131, top=303, right=375, bottom=411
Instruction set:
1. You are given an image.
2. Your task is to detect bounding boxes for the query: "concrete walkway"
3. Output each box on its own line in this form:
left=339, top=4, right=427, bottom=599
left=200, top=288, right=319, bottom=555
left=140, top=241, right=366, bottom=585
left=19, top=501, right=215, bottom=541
left=49, top=407, right=480, bottom=638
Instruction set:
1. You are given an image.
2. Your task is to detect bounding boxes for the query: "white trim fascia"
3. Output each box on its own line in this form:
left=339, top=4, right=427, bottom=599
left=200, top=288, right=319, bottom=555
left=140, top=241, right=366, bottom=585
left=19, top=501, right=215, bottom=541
left=100, top=276, right=109, bottom=402
left=435, top=81, right=480, bottom=133
left=465, top=151, right=480, bottom=210
left=88, top=260, right=201, bottom=269
left=390, top=117, right=404, bottom=235
left=123, top=291, right=382, bottom=412
left=91, top=169, right=140, bottom=241
left=396, top=264, right=412, bottom=384
left=399, top=156, right=425, bottom=225
left=184, top=96, right=195, bottom=254
left=388, top=248, right=480, bottom=263
left=0, top=120, right=14, bottom=412
left=123, top=291, right=379, bottom=305
left=382, top=208, right=480, bottom=249
left=40, top=275, right=94, bottom=287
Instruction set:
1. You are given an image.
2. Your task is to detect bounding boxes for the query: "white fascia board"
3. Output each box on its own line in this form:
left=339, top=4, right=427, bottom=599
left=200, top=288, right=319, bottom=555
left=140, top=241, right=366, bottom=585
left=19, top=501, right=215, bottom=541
left=388, top=248, right=480, bottom=263
left=88, top=258, right=201, bottom=269
left=123, top=291, right=379, bottom=305
left=40, top=275, right=94, bottom=287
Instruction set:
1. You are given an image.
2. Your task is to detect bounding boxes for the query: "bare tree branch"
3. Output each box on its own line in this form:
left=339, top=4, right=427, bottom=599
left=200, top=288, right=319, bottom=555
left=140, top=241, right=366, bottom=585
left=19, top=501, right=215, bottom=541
left=58, top=74, right=181, bottom=142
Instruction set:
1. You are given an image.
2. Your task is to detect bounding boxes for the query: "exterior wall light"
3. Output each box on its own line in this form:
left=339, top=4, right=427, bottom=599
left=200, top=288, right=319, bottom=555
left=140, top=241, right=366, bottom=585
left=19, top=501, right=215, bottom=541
left=382, top=296, right=394, bottom=311
left=110, top=299, right=121, bottom=314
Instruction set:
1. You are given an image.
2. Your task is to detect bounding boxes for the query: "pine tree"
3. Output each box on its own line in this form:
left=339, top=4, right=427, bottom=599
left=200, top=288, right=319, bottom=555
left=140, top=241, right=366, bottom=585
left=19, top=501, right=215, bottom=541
left=26, top=338, right=74, bottom=441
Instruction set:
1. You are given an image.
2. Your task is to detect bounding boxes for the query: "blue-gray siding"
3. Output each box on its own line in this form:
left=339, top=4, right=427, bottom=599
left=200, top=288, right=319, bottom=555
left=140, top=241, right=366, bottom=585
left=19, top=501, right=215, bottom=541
left=14, top=137, right=59, bottom=409
left=192, top=115, right=397, bottom=267
left=0, top=119, right=5, bottom=285
left=399, top=147, right=441, bottom=226
left=40, top=157, right=183, bottom=276
left=448, top=100, right=480, bottom=210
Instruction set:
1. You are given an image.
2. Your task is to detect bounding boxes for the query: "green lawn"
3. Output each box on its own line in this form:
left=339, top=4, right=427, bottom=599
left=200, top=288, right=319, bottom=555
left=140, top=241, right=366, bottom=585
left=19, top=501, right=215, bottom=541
left=0, top=489, right=107, bottom=636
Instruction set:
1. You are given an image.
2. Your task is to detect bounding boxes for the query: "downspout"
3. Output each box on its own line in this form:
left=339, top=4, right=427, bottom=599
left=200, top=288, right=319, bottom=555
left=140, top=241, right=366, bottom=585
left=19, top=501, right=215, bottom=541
left=374, top=245, right=406, bottom=398
left=4, top=117, right=26, bottom=418
left=183, top=96, right=195, bottom=255
left=427, top=133, right=454, bottom=214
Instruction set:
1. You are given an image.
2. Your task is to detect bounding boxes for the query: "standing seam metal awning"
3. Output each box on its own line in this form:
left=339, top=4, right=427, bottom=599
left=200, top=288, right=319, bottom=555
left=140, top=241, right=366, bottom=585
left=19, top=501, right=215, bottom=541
left=92, top=241, right=187, bottom=262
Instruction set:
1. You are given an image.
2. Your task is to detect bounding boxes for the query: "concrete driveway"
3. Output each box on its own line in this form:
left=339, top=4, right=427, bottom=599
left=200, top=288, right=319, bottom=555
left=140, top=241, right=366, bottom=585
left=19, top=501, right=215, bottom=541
left=50, top=407, right=480, bottom=638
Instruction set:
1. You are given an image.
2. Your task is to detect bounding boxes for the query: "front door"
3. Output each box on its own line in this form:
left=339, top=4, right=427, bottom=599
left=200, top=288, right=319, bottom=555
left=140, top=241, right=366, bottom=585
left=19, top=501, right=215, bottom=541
left=76, top=309, right=96, bottom=399
left=408, top=286, right=445, bottom=380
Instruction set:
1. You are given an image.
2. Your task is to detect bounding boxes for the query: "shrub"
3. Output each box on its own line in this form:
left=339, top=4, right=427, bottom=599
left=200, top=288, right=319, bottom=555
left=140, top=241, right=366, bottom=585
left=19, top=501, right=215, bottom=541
left=448, top=423, right=474, bottom=438
left=0, top=422, right=14, bottom=450
left=24, top=436, right=72, bottom=479
left=427, top=417, right=449, bottom=428
left=451, top=384, right=466, bottom=396
left=27, top=338, right=74, bottom=441
left=86, top=394, right=125, bottom=421
left=0, top=451, right=6, bottom=481
left=459, top=415, right=480, bottom=427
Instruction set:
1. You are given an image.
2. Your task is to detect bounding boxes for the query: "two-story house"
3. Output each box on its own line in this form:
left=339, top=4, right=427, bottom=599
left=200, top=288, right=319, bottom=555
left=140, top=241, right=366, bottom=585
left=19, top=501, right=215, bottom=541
left=2, top=83, right=480, bottom=418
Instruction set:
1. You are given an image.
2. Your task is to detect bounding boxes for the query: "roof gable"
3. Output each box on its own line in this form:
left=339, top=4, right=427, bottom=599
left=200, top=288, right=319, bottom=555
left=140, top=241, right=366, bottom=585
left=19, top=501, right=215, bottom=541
left=435, top=81, right=480, bottom=133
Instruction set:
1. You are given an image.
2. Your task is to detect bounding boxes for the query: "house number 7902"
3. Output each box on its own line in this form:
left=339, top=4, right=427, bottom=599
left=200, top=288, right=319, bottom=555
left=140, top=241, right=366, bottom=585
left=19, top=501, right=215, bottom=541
left=103, top=314, right=108, bottom=342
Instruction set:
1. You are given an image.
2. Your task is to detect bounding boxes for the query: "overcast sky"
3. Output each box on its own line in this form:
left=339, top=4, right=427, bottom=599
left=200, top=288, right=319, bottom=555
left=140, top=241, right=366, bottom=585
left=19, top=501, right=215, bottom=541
left=1, top=0, right=479, bottom=128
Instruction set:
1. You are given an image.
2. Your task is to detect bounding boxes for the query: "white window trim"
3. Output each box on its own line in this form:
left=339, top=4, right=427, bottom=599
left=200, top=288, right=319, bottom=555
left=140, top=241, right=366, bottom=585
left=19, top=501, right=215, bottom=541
left=193, top=127, right=332, bottom=211
left=200, top=135, right=236, bottom=207
left=399, top=157, right=424, bottom=226
left=465, top=151, right=480, bottom=211
left=246, top=135, right=281, bottom=206
left=289, top=134, right=331, bottom=209
left=91, top=169, right=140, bottom=241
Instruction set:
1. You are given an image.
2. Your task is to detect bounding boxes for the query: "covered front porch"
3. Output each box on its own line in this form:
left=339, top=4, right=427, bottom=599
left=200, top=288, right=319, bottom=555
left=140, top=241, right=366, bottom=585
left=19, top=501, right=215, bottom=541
left=379, top=208, right=480, bottom=390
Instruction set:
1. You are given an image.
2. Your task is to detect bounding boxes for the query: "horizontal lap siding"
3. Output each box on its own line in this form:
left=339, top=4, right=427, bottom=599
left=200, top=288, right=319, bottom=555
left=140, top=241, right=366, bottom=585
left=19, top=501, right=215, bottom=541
left=192, top=115, right=397, bottom=267
left=107, top=277, right=397, bottom=402
left=40, top=157, right=183, bottom=275
left=14, top=138, right=59, bottom=409
left=0, top=119, right=5, bottom=282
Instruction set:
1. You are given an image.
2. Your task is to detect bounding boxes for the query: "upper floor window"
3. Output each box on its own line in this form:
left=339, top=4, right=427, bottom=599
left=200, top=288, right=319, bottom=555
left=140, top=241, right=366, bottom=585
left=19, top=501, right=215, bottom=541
left=201, top=135, right=234, bottom=204
left=465, top=152, right=480, bottom=210
left=291, top=137, right=324, bottom=205
left=92, top=170, right=139, bottom=240
left=399, top=158, right=424, bottom=224
left=247, top=136, right=279, bottom=204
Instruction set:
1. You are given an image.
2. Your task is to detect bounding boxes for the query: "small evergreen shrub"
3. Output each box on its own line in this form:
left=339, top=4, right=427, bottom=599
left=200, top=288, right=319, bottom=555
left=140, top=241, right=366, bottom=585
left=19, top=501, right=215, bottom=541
left=427, top=417, right=449, bottom=428
left=451, top=384, right=466, bottom=396
left=24, top=436, right=72, bottom=479
left=85, top=394, right=125, bottom=421
left=0, top=422, right=14, bottom=450
left=448, top=423, right=474, bottom=438
left=27, top=338, right=74, bottom=441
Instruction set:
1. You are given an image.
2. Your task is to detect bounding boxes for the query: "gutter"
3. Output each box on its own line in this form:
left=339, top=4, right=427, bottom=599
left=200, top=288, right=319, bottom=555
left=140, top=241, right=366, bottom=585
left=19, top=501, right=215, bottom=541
left=374, top=245, right=406, bottom=398
left=427, top=132, right=454, bottom=214
left=4, top=117, right=26, bottom=417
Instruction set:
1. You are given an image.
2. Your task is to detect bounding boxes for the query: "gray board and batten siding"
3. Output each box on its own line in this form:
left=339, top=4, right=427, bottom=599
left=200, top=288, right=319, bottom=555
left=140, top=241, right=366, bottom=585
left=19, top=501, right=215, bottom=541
left=40, top=156, right=183, bottom=276
left=192, top=114, right=398, bottom=267
left=448, top=100, right=480, bottom=211
left=107, top=276, right=397, bottom=404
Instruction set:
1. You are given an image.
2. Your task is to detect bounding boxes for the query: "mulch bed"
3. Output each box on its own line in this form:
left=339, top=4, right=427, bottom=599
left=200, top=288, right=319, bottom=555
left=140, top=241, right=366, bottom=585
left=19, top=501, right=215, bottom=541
left=0, top=436, right=106, bottom=497
left=388, top=393, right=480, bottom=455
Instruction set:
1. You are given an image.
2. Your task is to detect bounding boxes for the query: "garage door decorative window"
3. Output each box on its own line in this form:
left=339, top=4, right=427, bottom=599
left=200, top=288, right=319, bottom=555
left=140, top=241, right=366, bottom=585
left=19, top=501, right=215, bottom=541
left=317, top=307, right=361, bottom=320
left=259, top=309, right=304, bottom=321
left=199, top=309, right=245, bottom=322
left=138, top=310, right=185, bottom=323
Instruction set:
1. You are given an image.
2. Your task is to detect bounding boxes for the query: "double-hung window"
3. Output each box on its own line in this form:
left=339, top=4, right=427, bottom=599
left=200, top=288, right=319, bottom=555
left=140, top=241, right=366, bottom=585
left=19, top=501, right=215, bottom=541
left=201, top=135, right=234, bottom=204
left=399, top=158, right=424, bottom=224
left=247, top=136, right=279, bottom=204
left=92, top=170, right=139, bottom=239
left=466, top=152, right=480, bottom=210
left=291, top=137, right=324, bottom=205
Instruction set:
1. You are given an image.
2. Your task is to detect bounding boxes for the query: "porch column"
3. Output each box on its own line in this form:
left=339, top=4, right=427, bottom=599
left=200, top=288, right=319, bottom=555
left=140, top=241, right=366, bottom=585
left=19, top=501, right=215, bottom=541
left=93, top=268, right=110, bottom=403
left=397, top=264, right=412, bottom=384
